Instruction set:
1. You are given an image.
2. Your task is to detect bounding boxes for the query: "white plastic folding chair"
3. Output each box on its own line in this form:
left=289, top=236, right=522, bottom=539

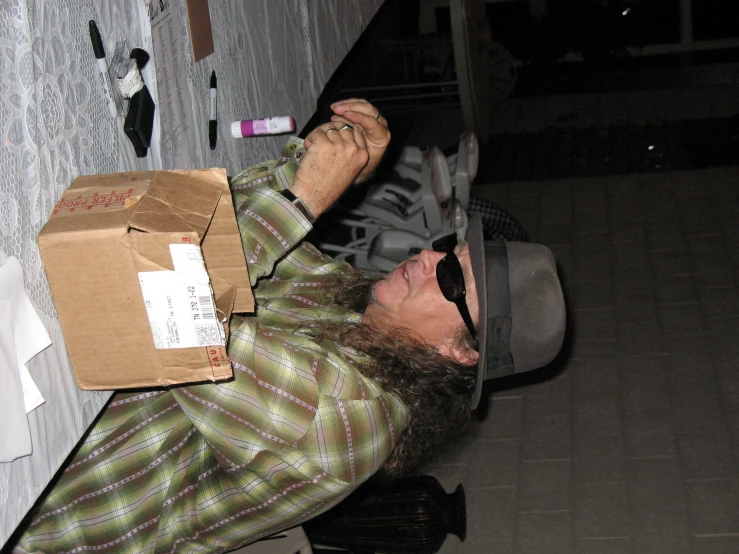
left=318, top=131, right=477, bottom=271
left=394, top=129, right=478, bottom=210
left=445, top=128, right=479, bottom=209
left=365, top=200, right=468, bottom=272
left=317, top=145, right=449, bottom=268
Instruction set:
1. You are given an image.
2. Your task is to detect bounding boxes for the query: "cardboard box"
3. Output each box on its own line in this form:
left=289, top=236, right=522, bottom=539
left=38, top=169, right=253, bottom=390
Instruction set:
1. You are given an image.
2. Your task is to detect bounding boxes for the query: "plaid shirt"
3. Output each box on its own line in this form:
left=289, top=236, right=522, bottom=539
left=20, top=138, right=409, bottom=553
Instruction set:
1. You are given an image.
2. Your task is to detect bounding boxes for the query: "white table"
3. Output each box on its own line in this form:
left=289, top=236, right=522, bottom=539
left=0, top=0, right=383, bottom=545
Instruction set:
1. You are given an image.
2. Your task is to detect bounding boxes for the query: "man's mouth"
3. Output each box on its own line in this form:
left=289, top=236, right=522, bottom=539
left=397, top=260, right=410, bottom=283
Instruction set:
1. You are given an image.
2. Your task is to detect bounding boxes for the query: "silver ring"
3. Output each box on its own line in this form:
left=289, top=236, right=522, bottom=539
left=338, top=124, right=353, bottom=132
left=325, top=128, right=338, bottom=134
left=374, top=111, right=381, bottom=120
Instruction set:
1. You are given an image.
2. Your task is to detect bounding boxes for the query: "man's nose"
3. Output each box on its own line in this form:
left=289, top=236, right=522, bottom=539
left=419, top=249, right=445, bottom=273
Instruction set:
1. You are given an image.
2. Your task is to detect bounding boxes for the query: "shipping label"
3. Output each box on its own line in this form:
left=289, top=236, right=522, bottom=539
left=138, top=244, right=224, bottom=349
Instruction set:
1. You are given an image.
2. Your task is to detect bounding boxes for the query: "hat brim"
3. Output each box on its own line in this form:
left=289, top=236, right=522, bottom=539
left=465, top=213, right=487, bottom=409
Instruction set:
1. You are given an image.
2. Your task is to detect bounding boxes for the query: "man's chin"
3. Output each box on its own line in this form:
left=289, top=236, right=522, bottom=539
left=365, top=283, right=380, bottom=313
left=369, top=275, right=392, bottom=306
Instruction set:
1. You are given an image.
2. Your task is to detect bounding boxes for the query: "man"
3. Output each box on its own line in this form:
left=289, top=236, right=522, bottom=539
left=17, top=100, right=565, bottom=553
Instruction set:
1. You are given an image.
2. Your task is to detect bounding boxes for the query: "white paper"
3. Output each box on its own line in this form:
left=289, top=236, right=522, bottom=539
left=0, top=256, right=52, bottom=462
left=19, top=366, right=45, bottom=413
left=138, top=0, right=198, bottom=170
left=0, top=302, right=32, bottom=462
left=9, top=269, right=51, bottom=414
left=0, top=258, right=50, bottom=415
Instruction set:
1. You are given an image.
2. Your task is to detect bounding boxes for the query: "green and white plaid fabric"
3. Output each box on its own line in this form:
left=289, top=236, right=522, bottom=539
left=20, top=138, right=408, bottom=553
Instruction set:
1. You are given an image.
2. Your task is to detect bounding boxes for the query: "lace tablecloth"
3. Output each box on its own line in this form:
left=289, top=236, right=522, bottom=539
left=0, top=0, right=382, bottom=544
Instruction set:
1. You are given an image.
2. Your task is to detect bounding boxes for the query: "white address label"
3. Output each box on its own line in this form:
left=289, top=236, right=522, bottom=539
left=138, top=245, right=224, bottom=349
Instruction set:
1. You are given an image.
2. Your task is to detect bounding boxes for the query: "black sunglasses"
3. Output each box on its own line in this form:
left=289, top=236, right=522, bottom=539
left=432, top=233, right=477, bottom=340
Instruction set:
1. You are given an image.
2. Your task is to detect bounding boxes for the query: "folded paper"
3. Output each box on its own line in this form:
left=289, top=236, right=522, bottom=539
left=0, top=257, right=52, bottom=461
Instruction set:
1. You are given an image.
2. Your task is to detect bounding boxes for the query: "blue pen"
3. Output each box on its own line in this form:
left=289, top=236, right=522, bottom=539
left=88, top=20, right=118, bottom=118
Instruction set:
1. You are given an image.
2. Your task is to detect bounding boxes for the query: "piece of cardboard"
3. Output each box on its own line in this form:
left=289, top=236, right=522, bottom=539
left=38, top=169, right=252, bottom=390
left=186, top=0, right=214, bottom=62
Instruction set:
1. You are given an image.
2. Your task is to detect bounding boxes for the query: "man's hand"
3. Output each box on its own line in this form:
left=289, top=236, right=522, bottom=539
left=329, top=98, right=390, bottom=184
left=292, top=121, right=369, bottom=219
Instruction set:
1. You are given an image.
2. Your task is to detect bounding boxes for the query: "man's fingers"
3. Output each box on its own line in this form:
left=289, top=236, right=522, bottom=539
left=306, top=122, right=348, bottom=145
left=324, top=99, right=389, bottom=186
left=330, top=98, right=367, bottom=111
left=305, top=123, right=335, bottom=145
left=349, top=123, right=367, bottom=150
left=335, top=110, right=381, bottom=131
left=330, top=98, right=379, bottom=116
left=333, top=111, right=389, bottom=151
left=332, top=111, right=386, bottom=138
left=331, top=99, right=383, bottom=122
left=306, top=122, right=368, bottom=160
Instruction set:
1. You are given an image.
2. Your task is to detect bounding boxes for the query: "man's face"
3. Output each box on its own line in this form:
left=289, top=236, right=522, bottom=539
left=362, top=242, right=480, bottom=364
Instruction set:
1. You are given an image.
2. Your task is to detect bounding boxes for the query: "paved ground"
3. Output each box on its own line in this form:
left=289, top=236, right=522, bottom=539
left=411, top=87, right=739, bottom=553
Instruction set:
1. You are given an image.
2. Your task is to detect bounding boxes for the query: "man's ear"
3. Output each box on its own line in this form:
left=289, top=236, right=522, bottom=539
left=443, top=342, right=479, bottom=366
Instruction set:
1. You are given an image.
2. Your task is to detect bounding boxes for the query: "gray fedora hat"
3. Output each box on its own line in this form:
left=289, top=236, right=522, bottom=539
left=466, top=213, right=566, bottom=409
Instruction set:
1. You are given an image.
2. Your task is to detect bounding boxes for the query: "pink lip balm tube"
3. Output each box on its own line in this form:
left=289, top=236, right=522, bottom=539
left=231, top=116, right=296, bottom=138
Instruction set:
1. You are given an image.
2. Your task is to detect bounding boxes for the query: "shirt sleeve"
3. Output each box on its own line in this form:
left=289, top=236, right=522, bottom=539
left=235, top=187, right=314, bottom=285
left=230, top=138, right=329, bottom=286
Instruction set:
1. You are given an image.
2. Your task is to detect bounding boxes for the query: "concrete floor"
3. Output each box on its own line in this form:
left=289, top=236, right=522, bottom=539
left=411, top=86, right=739, bottom=553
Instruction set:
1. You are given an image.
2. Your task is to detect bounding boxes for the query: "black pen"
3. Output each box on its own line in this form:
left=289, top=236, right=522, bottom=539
left=209, top=71, right=217, bottom=150
left=88, top=20, right=118, bottom=118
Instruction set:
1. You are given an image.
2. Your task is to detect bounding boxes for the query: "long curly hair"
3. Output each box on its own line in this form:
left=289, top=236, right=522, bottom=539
left=312, top=270, right=478, bottom=478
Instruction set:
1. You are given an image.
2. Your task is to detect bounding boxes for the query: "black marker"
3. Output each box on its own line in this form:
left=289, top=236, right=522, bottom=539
left=209, top=71, right=217, bottom=150
left=88, top=20, right=118, bottom=118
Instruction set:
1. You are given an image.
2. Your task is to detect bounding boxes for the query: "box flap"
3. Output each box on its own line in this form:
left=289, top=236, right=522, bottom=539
left=211, top=274, right=237, bottom=343
left=174, top=169, right=254, bottom=314
left=128, top=172, right=222, bottom=239
left=39, top=171, right=222, bottom=240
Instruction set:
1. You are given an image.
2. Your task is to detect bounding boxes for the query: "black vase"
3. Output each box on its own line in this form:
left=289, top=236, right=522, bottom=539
left=303, top=475, right=466, bottom=553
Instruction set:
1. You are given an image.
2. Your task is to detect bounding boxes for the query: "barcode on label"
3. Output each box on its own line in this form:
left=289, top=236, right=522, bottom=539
left=199, top=296, right=215, bottom=320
